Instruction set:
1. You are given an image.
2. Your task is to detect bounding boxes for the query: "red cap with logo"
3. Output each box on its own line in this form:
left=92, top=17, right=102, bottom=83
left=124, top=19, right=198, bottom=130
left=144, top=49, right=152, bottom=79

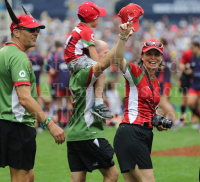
left=10, top=14, right=45, bottom=31
left=118, top=3, right=144, bottom=32
left=78, top=2, right=106, bottom=22
left=142, top=39, right=164, bottom=54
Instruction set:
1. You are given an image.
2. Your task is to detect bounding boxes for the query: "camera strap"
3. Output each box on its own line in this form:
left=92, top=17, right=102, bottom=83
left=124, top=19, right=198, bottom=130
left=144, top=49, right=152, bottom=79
left=142, top=66, right=157, bottom=114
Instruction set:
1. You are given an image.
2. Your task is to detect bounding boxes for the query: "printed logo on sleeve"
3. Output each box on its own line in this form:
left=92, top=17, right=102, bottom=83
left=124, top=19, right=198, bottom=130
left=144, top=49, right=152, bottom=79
left=19, top=70, right=26, bottom=77
left=91, top=34, right=94, bottom=42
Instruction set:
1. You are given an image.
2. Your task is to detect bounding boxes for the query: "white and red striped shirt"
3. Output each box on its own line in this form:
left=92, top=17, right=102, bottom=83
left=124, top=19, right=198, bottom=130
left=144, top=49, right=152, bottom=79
left=64, top=22, right=95, bottom=64
left=121, top=61, right=160, bottom=128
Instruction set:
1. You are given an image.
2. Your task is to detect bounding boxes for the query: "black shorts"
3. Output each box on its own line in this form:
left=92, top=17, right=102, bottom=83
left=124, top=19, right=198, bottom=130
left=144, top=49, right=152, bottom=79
left=179, top=73, right=191, bottom=94
left=67, top=138, right=115, bottom=172
left=114, top=123, right=153, bottom=173
left=0, top=119, right=36, bottom=170
left=180, top=84, right=190, bottom=94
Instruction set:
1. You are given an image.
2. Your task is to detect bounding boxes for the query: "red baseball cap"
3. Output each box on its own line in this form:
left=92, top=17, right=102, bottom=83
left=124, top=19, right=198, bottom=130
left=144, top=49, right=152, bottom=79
left=118, top=3, right=144, bottom=32
left=142, top=39, right=163, bottom=54
left=78, top=2, right=106, bottom=22
left=10, top=14, right=45, bottom=31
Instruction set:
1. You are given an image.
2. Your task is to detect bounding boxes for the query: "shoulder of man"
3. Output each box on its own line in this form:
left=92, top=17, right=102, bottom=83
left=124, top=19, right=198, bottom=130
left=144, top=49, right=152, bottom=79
left=8, top=48, right=29, bottom=64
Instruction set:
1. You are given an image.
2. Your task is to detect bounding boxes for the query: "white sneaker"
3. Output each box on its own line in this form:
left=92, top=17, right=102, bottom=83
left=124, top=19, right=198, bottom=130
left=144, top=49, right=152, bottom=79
left=171, top=120, right=184, bottom=131
left=191, top=123, right=200, bottom=130
left=36, top=127, right=43, bottom=133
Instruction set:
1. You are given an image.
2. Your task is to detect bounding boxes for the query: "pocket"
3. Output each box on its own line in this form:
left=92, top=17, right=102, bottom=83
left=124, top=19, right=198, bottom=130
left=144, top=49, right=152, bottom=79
left=99, top=138, right=112, bottom=152
left=93, top=138, right=100, bottom=148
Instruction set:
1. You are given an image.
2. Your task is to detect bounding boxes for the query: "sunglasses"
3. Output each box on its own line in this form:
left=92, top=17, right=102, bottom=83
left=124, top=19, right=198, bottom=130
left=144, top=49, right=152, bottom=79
left=143, top=41, right=163, bottom=48
left=18, top=27, right=40, bottom=33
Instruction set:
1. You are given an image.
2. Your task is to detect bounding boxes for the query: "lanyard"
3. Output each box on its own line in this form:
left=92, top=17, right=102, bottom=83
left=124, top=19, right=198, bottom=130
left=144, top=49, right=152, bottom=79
left=142, top=66, right=157, bottom=114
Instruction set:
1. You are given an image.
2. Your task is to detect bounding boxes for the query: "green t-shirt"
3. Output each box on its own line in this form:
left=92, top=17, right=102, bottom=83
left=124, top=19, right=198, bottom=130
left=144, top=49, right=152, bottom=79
left=67, top=66, right=105, bottom=141
left=0, top=42, right=38, bottom=127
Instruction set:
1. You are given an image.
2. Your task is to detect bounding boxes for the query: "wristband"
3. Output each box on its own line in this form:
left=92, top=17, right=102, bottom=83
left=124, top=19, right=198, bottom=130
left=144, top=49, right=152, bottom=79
left=41, top=117, right=51, bottom=127
left=118, top=34, right=127, bottom=41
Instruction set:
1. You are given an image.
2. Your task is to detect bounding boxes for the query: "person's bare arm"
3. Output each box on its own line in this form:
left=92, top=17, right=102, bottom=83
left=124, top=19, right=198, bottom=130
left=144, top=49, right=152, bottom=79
left=115, top=41, right=127, bottom=74
left=115, top=22, right=134, bottom=73
left=88, top=45, right=100, bottom=62
left=93, top=45, right=116, bottom=77
left=16, top=85, right=65, bottom=144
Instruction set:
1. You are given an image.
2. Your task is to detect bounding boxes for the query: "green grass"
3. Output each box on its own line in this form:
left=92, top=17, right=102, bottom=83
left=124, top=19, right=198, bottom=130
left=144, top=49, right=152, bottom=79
left=0, top=127, right=199, bottom=182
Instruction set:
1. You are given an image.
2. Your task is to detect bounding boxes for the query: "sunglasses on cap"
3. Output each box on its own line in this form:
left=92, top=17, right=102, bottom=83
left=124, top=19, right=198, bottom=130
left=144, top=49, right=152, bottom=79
left=18, top=27, right=40, bottom=33
left=143, top=41, right=163, bottom=48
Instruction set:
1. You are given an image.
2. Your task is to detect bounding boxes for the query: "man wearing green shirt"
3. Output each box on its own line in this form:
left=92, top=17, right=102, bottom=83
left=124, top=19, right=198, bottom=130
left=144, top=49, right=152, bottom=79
left=67, top=21, right=134, bottom=181
left=0, top=2, right=65, bottom=182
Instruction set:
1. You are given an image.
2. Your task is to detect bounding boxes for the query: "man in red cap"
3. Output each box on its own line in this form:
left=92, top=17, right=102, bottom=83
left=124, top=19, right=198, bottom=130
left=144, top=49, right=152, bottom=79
left=64, top=2, right=113, bottom=120
left=0, top=1, right=65, bottom=182
left=118, top=3, right=144, bottom=32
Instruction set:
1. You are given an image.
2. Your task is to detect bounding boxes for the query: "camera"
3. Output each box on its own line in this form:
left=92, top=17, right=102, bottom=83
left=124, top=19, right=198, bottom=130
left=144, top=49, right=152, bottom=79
left=152, top=114, right=172, bottom=128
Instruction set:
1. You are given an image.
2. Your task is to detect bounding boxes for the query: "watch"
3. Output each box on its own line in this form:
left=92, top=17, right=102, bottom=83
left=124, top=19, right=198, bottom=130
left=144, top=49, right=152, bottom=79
left=41, top=117, right=51, bottom=127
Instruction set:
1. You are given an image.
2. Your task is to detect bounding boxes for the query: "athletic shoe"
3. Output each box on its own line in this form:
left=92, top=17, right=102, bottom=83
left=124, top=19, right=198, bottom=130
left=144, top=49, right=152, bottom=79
left=191, top=123, right=200, bottom=130
left=91, top=104, right=113, bottom=120
left=36, top=127, right=43, bottom=133
left=171, top=120, right=184, bottom=131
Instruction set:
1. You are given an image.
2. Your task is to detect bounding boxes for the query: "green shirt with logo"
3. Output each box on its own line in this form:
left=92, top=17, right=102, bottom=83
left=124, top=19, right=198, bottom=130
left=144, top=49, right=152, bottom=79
left=0, top=42, right=38, bottom=127
left=67, top=67, right=105, bottom=141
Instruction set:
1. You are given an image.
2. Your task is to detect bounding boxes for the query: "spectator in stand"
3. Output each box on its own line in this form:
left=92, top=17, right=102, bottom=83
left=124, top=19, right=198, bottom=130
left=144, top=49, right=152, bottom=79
left=178, top=38, right=200, bottom=124
left=46, top=48, right=57, bottom=101
left=27, top=46, right=44, bottom=106
left=179, top=47, right=193, bottom=120
left=41, top=96, right=58, bottom=123
left=156, top=38, right=182, bottom=130
left=185, top=36, right=200, bottom=132
left=104, top=80, right=123, bottom=126
left=48, top=40, right=72, bottom=127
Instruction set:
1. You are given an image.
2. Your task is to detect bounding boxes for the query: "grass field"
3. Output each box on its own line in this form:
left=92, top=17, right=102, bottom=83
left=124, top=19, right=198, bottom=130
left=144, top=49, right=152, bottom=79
left=0, top=74, right=200, bottom=182
left=0, top=127, right=199, bottom=182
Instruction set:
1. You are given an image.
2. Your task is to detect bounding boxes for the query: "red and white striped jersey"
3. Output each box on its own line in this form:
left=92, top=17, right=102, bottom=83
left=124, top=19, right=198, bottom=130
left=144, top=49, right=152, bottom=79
left=121, top=61, right=160, bottom=128
left=64, top=22, right=95, bottom=64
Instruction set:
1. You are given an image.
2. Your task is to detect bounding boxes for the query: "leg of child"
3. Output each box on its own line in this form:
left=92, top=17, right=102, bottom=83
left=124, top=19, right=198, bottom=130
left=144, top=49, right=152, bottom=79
left=95, top=72, right=106, bottom=101
left=92, top=72, right=113, bottom=119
